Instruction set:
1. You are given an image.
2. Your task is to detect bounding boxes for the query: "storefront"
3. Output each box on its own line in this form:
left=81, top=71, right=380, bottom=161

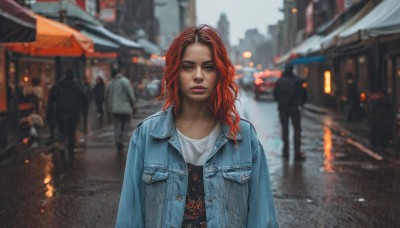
left=17, top=56, right=56, bottom=102
left=0, top=48, right=7, bottom=148
left=385, top=43, right=400, bottom=148
left=86, top=53, right=118, bottom=85
left=0, top=0, right=37, bottom=149
left=2, top=13, right=93, bottom=146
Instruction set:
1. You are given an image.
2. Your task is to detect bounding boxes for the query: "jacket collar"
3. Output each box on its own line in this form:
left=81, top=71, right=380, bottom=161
left=113, top=73, right=124, bottom=79
left=150, top=106, right=242, bottom=141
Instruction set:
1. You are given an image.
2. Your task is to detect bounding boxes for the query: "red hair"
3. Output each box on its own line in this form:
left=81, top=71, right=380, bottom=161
left=160, top=24, right=240, bottom=140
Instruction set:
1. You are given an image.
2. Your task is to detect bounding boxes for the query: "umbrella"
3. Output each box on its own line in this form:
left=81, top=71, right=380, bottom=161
left=5, top=14, right=93, bottom=56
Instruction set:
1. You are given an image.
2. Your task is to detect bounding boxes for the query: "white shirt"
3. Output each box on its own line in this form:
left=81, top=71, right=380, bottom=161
left=176, top=123, right=221, bottom=166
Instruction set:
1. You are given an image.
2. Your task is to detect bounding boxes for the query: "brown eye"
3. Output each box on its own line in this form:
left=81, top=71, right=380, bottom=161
left=204, top=64, right=215, bottom=71
left=181, top=65, right=193, bottom=71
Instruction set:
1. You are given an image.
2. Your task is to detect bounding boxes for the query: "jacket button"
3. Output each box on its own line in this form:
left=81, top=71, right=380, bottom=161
left=175, top=196, right=183, bottom=201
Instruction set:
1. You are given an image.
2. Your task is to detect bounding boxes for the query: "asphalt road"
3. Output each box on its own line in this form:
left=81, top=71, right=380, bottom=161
left=0, top=91, right=399, bottom=227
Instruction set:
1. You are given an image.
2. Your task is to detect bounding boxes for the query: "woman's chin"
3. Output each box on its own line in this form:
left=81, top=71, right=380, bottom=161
left=183, top=94, right=211, bottom=103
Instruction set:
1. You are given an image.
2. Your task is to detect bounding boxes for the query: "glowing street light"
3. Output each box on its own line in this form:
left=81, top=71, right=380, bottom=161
left=324, top=70, right=332, bottom=94
left=242, top=51, right=252, bottom=59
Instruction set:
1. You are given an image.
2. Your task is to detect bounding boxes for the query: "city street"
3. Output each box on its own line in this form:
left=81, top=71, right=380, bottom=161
left=0, top=91, right=399, bottom=227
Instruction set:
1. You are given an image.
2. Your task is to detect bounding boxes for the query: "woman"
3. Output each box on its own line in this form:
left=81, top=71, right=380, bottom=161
left=116, top=25, right=279, bottom=227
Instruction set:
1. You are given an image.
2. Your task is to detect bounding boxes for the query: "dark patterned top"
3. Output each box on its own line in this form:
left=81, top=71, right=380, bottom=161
left=182, top=163, right=206, bottom=228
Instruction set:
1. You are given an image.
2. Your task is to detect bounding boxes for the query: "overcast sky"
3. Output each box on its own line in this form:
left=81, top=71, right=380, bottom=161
left=196, top=0, right=283, bottom=45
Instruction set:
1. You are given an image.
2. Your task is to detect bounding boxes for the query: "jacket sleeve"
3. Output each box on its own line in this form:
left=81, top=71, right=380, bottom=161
left=126, top=81, right=136, bottom=109
left=115, top=129, right=144, bottom=227
left=104, top=84, right=111, bottom=113
left=247, top=135, right=279, bottom=227
left=273, top=80, right=280, bottom=102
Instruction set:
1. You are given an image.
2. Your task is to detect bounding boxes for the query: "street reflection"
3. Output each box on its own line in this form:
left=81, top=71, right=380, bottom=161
left=43, top=154, right=54, bottom=198
left=323, top=127, right=334, bottom=173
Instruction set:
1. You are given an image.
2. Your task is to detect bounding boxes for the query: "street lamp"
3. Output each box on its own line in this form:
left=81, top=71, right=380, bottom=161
left=242, top=51, right=252, bottom=59
left=324, top=70, right=332, bottom=94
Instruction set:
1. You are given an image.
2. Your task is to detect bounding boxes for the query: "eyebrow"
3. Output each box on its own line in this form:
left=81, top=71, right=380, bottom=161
left=181, top=60, right=213, bottom=64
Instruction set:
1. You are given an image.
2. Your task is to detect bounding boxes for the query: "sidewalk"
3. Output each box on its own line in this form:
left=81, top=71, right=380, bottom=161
left=0, top=96, right=158, bottom=162
left=303, top=103, right=399, bottom=161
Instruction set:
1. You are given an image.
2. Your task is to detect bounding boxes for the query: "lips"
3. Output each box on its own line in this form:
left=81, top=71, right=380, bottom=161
left=191, top=86, right=206, bottom=93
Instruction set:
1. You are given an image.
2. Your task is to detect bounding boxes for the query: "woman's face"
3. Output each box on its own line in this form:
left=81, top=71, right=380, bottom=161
left=178, top=43, right=218, bottom=104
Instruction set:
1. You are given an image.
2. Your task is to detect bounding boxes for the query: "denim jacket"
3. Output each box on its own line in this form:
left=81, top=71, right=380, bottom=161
left=116, top=107, right=279, bottom=228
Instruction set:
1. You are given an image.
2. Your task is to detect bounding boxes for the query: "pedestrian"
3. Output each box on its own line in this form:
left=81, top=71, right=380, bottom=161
left=116, top=25, right=279, bottom=227
left=48, top=68, right=87, bottom=159
left=23, top=77, right=44, bottom=116
left=93, top=76, right=105, bottom=118
left=105, top=69, right=136, bottom=152
left=344, top=72, right=359, bottom=121
left=45, top=84, right=57, bottom=145
left=273, top=64, right=306, bottom=161
left=80, top=78, right=90, bottom=133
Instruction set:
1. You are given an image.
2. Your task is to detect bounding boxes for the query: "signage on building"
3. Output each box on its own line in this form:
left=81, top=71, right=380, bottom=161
left=86, top=0, right=97, bottom=17
left=0, top=50, right=6, bottom=113
left=306, top=1, right=314, bottom=36
left=99, top=0, right=116, bottom=22
left=337, top=0, right=345, bottom=14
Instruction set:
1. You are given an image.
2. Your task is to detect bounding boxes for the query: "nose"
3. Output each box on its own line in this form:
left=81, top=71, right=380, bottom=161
left=194, top=66, right=204, bottom=82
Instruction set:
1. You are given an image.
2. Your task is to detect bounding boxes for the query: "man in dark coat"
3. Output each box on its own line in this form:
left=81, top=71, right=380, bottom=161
left=93, top=77, right=105, bottom=118
left=273, top=64, right=306, bottom=160
left=47, top=68, right=87, bottom=158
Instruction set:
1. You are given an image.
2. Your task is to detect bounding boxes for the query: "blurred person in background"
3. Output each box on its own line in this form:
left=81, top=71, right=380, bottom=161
left=46, top=84, right=57, bottom=145
left=105, top=69, right=136, bottom=152
left=273, top=64, right=306, bottom=161
left=344, top=72, right=360, bottom=121
left=116, top=25, right=278, bottom=227
left=48, top=68, right=87, bottom=159
left=80, top=77, right=90, bottom=134
left=93, top=76, right=105, bottom=118
left=23, top=77, right=44, bottom=116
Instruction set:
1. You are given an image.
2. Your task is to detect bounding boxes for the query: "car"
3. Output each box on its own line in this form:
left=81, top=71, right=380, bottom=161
left=240, top=67, right=257, bottom=91
left=253, top=70, right=282, bottom=100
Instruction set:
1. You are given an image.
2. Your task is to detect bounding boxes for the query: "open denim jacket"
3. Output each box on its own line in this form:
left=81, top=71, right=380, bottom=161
left=116, top=107, right=279, bottom=228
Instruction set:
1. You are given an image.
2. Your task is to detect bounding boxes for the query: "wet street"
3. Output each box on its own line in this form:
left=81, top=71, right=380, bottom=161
left=0, top=91, right=399, bottom=227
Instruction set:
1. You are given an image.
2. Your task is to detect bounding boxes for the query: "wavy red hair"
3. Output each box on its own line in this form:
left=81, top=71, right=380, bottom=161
left=160, top=24, right=240, bottom=140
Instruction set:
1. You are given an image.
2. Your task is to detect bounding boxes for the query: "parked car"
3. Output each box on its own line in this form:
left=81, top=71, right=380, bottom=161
left=253, top=70, right=282, bottom=100
left=240, top=67, right=256, bottom=91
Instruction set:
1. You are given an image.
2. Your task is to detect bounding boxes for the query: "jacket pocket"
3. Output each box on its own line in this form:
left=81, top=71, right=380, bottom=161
left=142, top=167, right=169, bottom=184
left=222, top=167, right=252, bottom=184
left=142, top=166, right=169, bottom=227
left=221, top=166, right=251, bottom=226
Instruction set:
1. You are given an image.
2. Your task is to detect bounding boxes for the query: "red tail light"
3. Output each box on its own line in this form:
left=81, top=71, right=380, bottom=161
left=255, top=78, right=263, bottom=85
left=360, top=92, right=367, bottom=102
left=23, top=137, right=29, bottom=144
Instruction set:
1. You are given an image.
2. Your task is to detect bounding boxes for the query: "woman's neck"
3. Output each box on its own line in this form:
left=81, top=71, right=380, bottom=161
left=178, top=100, right=212, bottom=122
left=175, top=100, right=217, bottom=139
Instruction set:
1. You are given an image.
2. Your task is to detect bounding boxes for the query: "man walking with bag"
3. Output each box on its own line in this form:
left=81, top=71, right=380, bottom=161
left=105, top=69, right=136, bottom=151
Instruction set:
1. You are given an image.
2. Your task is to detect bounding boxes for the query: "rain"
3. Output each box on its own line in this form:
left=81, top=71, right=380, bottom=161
left=1, top=0, right=400, bottom=227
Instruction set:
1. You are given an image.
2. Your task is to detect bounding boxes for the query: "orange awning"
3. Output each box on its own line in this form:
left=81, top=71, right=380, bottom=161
left=5, top=14, right=93, bottom=56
